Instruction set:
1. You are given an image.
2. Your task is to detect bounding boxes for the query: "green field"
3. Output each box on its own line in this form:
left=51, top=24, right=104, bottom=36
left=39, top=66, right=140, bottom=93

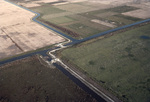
left=31, top=5, right=65, bottom=15
left=106, top=5, right=138, bottom=13
left=67, top=23, right=101, bottom=38
left=105, top=15, right=135, bottom=25
left=60, top=24, right=150, bottom=102
left=55, top=3, right=94, bottom=13
left=47, top=16, right=76, bottom=24
left=0, top=56, right=96, bottom=102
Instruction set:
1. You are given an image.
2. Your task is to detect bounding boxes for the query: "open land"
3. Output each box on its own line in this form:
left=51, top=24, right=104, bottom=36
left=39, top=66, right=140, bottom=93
left=11, top=0, right=150, bottom=39
left=60, top=24, right=150, bottom=102
left=0, top=0, right=64, bottom=59
left=0, top=56, right=97, bottom=102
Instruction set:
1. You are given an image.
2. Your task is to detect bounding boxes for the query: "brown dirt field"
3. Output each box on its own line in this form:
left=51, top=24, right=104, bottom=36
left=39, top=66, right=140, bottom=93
left=122, top=9, right=150, bottom=19
left=69, top=0, right=87, bottom=3
left=16, top=0, right=88, bottom=8
left=79, top=1, right=113, bottom=10
left=18, top=2, right=41, bottom=8
left=0, top=0, right=64, bottom=59
left=16, top=0, right=60, bottom=8
left=0, top=29, right=22, bottom=58
left=89, top=0, right=133, bottom=5
left=123, top=2, right=150, bottom=19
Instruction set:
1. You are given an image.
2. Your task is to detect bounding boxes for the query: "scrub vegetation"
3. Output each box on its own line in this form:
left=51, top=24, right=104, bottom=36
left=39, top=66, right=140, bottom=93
left=0, top=56, right=96, bottom=102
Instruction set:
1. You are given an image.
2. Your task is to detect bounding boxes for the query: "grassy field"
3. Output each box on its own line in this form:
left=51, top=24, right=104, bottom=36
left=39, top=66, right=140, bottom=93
left=48, top=16, right=76, bottom=24
left=106, top=5, right=138, bottom=13
left=60, top=24, right=150, bottom=102
left=0, top=56, right=96, bottom=102
left=31, top=5, right=65, bottom=15
left=54, top=3, right=95, bottom=13
left=105, top=15, right=135, bottom=25
left=81, top=5, right=138, bottom=16
left=67, top=23, right=101, bottom=38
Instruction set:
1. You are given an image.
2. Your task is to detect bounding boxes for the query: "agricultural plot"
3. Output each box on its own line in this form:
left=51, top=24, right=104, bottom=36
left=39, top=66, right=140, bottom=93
left=28, top=1, right=145, bottom=39
left=47, top=16, right=76, bottom=24
left=31, top=5, right=65, bottom=15
left=87, top=0, right=133, bottom=5
left=60, top=24, right=150, bottom=102
left=105, top=15, right=135, bottom=25
left=8, top=0, right=150, bottom=39
left=122, top=9, right=150, bottom=19
left=78, top=1, right=112, bottom=9
left=123, top=2, right=150, bottom=19
left=11, top=0, right=63, bottom=8
left=29, top=3, right=111, bottom=38
left=105, top=5, right=138, bottom=13
left=0, top=30, right=22, bottom=58
left=54, top=3, right=97, bottom=13
left=67, top=23, right=101, bottom=38
left=81, top=5, right=141, bottom=26
left=0, top=0, right=64, bottom=59
left=96, top=11, right=118, bottom=18
left=66, top=14, right=111, bottom=36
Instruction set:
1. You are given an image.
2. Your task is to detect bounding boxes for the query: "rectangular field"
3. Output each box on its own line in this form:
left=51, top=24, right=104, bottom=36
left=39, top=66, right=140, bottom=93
left=31, top=5, right=65, bottom=15
left=67, top=23, right=101, bottom=38
left=0, top=0, right=64, bottom=59
left=105, top=15, right=135, bottom=25
left=48, top=16, right=76, bottom=24
left=60, top=24, right=150, bottom=102
left=123, top=2, right=150, bottom=19
left=54, top=3, right=97, bottom=13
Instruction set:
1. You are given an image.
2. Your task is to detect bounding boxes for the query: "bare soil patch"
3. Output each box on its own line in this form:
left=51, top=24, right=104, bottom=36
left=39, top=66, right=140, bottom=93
left=89, top=0, right=133, bottom=5
left=123, top=2, right=150, bottom=19
left=91, top=19, right=116, bottom=28
left=0, top=30, right=22, bottom=58
left=18, top=2, right=41, bottom=8
left=122, top=9, right=150, bottom=19
left=17, top=0, right=60, bottom=7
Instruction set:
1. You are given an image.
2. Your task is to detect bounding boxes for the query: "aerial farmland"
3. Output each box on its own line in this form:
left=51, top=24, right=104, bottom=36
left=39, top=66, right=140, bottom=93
left=0, top=0, right=150, bottom=102
left=11, top=0, right=150, bottom=39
